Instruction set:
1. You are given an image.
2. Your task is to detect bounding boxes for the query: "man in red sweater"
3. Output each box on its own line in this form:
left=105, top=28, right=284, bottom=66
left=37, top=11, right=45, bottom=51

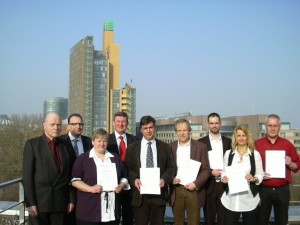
left=255, top=114, right=300, bottom=225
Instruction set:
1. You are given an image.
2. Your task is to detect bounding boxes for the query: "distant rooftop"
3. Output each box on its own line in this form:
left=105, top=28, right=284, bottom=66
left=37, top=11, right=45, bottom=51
left=0, top=114, right=13, bottom=125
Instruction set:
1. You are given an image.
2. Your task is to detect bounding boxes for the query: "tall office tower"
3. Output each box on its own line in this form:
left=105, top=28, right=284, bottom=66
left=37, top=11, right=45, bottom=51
left=103, top=21, right=120, bottom=126
left=69, top=22, right=136, bottom=136
left=43, top=97, right=68, bottom=119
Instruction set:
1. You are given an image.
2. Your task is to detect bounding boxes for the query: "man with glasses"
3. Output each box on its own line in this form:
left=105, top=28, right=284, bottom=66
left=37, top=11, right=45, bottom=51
left=255, top=114, right=300, bottom=225
left=61, top=113, right=92, bottom=161
left=60, top=113, right=92, bottom=225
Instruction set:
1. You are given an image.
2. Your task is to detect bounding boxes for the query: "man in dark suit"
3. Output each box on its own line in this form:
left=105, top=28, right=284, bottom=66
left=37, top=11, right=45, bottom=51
left=170, top=118, right=211, bottom=225
left=60, top=113, right=92, bottom=225
left=125, top=115, right=176, bottom=225
left=22, top=112, right=75, bottom=225
left=198, top=112, right=232, bottom=225
left=60, top=113, right=92, bottom=163
left=107, top=111, right=139, bottom=225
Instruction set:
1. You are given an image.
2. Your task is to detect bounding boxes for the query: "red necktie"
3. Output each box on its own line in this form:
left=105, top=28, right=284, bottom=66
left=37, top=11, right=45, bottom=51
left=119, top=136, right=126, bottom=161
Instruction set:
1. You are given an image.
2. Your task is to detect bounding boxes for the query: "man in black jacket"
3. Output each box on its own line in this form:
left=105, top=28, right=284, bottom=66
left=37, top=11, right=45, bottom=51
left=198, top=112, right=232, bottom=225
left=107, top=111, right=139, bottom=225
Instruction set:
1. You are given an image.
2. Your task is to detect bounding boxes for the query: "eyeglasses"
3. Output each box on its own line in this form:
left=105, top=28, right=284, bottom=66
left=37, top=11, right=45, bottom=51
left=69, top=123, right=84, bottom=126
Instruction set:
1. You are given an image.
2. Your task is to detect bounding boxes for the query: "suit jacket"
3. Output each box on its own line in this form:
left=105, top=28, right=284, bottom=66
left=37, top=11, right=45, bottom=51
left=60, top=134, right=92, bottom=164
left=198, top=135, right=232, bottom=196
left=22, top=134, right=75, bottom=212
left=170, top=139, right=211, bottom=208
left=107, top=132, right=140, bottom=156
left=125, top=139, right=176, bottom=207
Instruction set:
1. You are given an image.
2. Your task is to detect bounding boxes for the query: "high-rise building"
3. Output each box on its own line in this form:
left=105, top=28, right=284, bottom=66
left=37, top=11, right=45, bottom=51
left=43, top=97, right=68, bottom=119
left=69, top=22, right=136, bottom=136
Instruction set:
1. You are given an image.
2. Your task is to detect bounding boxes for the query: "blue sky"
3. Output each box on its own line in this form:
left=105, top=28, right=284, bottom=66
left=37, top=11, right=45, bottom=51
left=1, top=0, right=300, bottom=128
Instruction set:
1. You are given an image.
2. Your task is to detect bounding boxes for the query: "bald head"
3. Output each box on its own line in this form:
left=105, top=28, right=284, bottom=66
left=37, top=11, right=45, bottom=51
left=43, top=113, right=62, bottom=140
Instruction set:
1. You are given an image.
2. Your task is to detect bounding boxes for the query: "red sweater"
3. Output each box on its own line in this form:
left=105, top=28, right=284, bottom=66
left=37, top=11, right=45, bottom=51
left=255, top=136, right=300, bottom=187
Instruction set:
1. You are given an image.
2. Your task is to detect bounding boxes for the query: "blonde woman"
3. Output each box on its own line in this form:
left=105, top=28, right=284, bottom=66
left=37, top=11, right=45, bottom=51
left=221, top=125, right=264, bottom=225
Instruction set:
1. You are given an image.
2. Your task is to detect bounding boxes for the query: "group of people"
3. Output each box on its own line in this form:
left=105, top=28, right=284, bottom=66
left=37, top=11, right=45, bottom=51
left=22, top=111, right=300, bottom=225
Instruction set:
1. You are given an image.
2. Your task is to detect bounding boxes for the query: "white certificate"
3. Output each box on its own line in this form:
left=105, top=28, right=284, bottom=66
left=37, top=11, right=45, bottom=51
left=208, top=150, right=223, bottom=169
left=140, top=168, right=160, bottom=195
left=176, top=159, right=201, bottom=186
left=225, top=164, right=248, bottom=195
left=266, top=150, right=286, bottom=178
left=96, top=163, right=118, bottom=191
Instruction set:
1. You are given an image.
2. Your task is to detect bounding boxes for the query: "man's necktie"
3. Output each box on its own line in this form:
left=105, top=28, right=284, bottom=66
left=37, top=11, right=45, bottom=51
left=146, top=142, right=154, bottom=168
left=119, top=136, right=126, bottom=161
left=73, top=139, right=79, bottom=157
left=50, top=139, right=61, bottom=172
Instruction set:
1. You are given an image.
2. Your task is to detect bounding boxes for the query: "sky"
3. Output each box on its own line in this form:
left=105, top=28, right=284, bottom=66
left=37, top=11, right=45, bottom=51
left=1, top=0, right=300, bottom=128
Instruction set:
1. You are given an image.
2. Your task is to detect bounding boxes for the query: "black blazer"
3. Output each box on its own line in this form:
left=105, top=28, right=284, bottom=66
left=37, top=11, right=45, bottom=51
left=198, top=135, right=232, bottom=196
left=60, top=134, right=93, bottom=164
left=22, top=134, right=75, bottom=212
left=107, top=132, right=140, bottom=155
left=125, top=139, right=176, bottom=207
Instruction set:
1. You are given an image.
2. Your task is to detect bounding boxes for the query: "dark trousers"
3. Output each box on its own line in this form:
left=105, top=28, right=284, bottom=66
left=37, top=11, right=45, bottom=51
left=76, top=219, right=119, bottom=225
left=133, top=196, right=166, bottom=225
left=121, top=190, right=134, bottom=225
left=172, top=185, right=200, bottom=225
left=204, top=182, right=225, bottom=225
left=258, top=185, right=290, bottom=225
left=224, top=207, right=258, bottom=225
left=29, top=212, right=66, bottom=225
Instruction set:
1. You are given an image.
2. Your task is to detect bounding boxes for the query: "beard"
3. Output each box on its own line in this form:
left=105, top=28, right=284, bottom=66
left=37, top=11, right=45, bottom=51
left=210, top=129, right=220, bottom=135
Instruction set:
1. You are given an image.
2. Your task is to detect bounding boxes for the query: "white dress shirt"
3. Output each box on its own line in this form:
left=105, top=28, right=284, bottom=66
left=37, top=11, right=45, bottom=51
left=140, top=138, right=157, bottom=168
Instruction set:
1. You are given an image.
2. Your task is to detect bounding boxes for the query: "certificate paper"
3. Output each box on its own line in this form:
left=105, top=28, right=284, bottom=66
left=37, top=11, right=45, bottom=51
left=140, top=168, right=160, bottom=195
left=176, top=159, right=201, bottom=185
left=225, top=164, right=248, bottom=195
left=208, top=150, right=223, bottom=169
left=97, top=163, right=118, bottom=191
left=266, top=150, right=285, bottom=178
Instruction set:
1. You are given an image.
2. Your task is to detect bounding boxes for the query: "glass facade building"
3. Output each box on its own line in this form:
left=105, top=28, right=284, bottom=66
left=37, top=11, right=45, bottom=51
left=43, top=97, right=68, bottom=119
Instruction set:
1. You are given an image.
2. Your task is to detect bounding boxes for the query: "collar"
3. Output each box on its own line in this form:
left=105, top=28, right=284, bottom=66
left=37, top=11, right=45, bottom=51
left=115, top=131, right=126, bottom=140
left=178, top=138, right=191, bottom=147
left=89, top=148, right=114, bottom=159
left=209, top=132, right=222, bottom=142
left=68, top=132, right=82, bottom=142
left=233, top=147, right=253, bottom=156
left=142, top=138, right=155, bottom=145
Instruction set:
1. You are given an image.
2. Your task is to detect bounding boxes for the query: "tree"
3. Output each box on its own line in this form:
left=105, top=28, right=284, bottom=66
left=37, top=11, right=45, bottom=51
left=0, top=114, right=43, bottom=201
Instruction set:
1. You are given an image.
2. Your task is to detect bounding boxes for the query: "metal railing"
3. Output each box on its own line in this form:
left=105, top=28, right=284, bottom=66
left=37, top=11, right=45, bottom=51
left=0, top=178, right=26, bottom=225
left=0, top=179, right=299, bottom=225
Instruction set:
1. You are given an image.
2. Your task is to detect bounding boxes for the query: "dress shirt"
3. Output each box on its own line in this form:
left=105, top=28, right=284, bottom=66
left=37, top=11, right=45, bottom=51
left=115, top=131, right=127, bottom=153
left=140, top=138, right=157, bottom=168
left=209, top=133, right=224, bottom=169
left=176, top=139, right=191, bottom=168
left=68, top=133, right=84, bottom=155
left=221, top=148, right=264, bottom=212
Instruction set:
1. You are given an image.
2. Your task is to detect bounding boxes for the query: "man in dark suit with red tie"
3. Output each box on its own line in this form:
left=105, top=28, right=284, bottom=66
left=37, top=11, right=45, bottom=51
left=107, top=111, right=139, bottom=225
left=22, top=113, right=75, bottom=225
left=198, top=113, right=232, bottom=225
